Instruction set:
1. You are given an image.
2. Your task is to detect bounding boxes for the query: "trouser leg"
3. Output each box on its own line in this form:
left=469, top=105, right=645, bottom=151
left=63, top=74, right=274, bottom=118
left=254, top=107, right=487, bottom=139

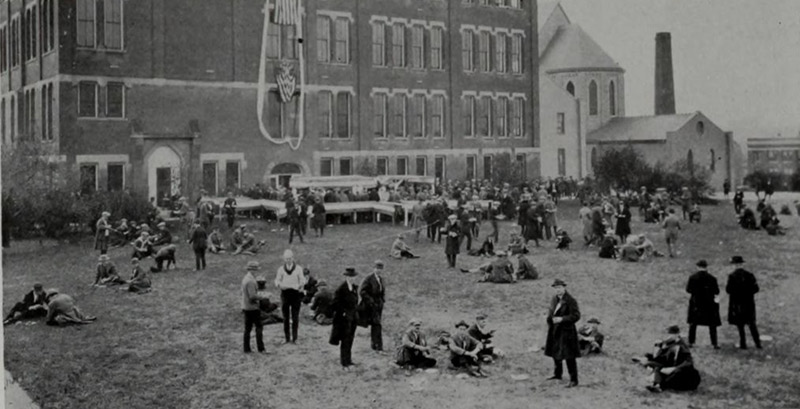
left=290, top=296, right=301, bottom=342
left=710, top=326, right=718, bottom=347
left=749, top=322, right=762, bottom=348
left=243, top=310, right=255, bottom=352
left=553, top=358, right=563, bottom=378
left=737, top=324, right=747, bottom=348
left=688, top=324, right=697, bottom=344
left=281, top=294, right=292, bottom=342
left=371, top=323, right=383, bottom=351
left=566, top=358, right=578, bottom=383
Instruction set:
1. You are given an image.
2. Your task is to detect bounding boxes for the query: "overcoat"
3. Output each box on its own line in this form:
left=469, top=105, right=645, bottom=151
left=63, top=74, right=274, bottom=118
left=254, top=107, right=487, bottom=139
left=615, top=207, right=632, bottom=237
left=329, top=282, right=359, bottom=346
left=445, top=222, right=461, bottom=255
left=359, top=273, right=385, bottom=326
left=524, top=206, right=542, bottom=241
left=726, top=268, right=759, bottom=325
left=686, top=270, right=721, bottom=326
left=544, top=291, right=581, bottom=360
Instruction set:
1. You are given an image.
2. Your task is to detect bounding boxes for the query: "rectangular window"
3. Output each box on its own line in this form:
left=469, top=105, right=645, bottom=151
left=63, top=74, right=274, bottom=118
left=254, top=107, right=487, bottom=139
left=40, top=87, right=47, bottom=140
left=411, top=25, right=423, bottom=69
left=431, top=95, right=444, bottom=138
left=495, top=33, right=507, bottom=73
left=106, top=163, right=124, bottom=192
left=267, top=18, right=281, bottom=58
left=512, top=98, right=523, bottom=137
left=320, top=158, right=333, bottom=176
left=434, top=156, right=445, bottom=180
left=372, top=22, right=385, bottom=66
left=334, top=18, right=349, bottom=64
left=340, top=158, right=352, bottom=176
left=27, top=6, right=37, bottom=61
left=431, top=27, right=443, bottom=70
left=392, top=94, right=406, bottom=138
left=317, top=16, right=330, bottom=62
left=463, top=96, right=475, bottom=137
left=226, top=161, right=241, bottom=190
left=283, top=25, right=297, bottom=59
left=77, top=0, right=96, bottom=48
left=392, top=24, right=405, bottom=67
left=377, top=157, right=388, bottom=175
left=335, top=92, right=350, bottom=138
left=12, top=18, right=19, bottom=67
left=396, top=157, right=408, bottom=175
left=80, top=164, right=98, bottom=194
left=557, top=112, right=565, bottom=134
left=479, top=31, right=490, bottom=72
left=78, top=82, right=97, bottom=117
left=318, top=91, right=332, bottom=138
left=516, top=154, right=527, bottom=178
left=202, top=162, right=217, bottom=196
left=1, top=99, right=5, bottom=143
left=415, top=156, right=427, bottom=176
left=104, top=0, right=123, bottom=50
left=483, top=155, right=493, bottom=180
left=461, top=30, right=473, bottom=71
left=373, top=93, right=387, bottom=138
left=478, top=96, right=491, bottom=137
left=411, top=94, right=425, bottom=138
left=558, top=148, right=566, bottom=176
left=0, top=26, right=6, bottom=72
left=466, top=155, right=476, bottom=180
left=495, top=97, right=507, bottom=137
left=106, top=82, right=124, bottom=118
left=10, top=96, right=15, bottom=141
left=511, top=34, right=522, bottom=73
left=48, top=0, right=55, bottom=50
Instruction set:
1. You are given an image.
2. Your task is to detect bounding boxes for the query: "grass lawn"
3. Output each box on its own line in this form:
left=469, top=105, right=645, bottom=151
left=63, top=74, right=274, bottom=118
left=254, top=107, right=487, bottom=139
left=3, top=199, right=800, bottom=409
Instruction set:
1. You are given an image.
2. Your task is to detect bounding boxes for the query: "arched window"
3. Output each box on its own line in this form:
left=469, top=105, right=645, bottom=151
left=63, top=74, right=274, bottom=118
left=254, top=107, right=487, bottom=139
left=687, top=149, right=694, bottom=175
left=710, top=149, right=716, bottom=172
left=609, top=80, right=616, bottom=116
left=588, top=80, right=598, bottom=115
left=566, top=81, right=575, bottom=96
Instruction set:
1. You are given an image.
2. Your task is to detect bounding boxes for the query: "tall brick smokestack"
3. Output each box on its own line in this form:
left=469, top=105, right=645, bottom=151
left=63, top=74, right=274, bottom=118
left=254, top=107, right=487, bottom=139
left=654, top=32, right=676, bottom=115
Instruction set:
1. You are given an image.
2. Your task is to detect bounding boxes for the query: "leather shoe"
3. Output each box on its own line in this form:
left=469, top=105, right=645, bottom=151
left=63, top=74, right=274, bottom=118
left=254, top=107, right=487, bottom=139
left=546, top=376, right=562, bottom=381
left=566, top=381, right=578, bottom=388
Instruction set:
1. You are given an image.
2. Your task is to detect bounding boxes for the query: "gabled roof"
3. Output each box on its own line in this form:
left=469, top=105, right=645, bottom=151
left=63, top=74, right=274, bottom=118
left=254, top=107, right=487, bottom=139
left=538, top=1, right=568, bottom=32
left=587, top=113, right=697, bottom=143
left=540, top=24, right=624, bottom=73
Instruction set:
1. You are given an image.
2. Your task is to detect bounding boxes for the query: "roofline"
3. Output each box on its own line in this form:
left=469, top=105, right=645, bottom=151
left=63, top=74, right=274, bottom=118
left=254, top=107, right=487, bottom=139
left=545, top=67, right=625, bottom=74
left=555, top=3, right=571, bottom=24
left=586, top=139, right=666, bottom=145
left=746, top=137, right=800, bottom=143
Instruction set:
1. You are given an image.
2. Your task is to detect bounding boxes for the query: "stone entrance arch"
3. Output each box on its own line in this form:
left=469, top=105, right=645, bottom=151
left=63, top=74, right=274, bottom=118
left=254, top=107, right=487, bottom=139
left=264, top=161, right=310, bottom=188
left=146, top=146, right=183, bottom=202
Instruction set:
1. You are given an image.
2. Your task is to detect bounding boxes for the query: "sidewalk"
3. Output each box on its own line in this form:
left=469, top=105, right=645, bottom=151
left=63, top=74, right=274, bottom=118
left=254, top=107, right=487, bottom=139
left=4, top=370, right=39, bottom=409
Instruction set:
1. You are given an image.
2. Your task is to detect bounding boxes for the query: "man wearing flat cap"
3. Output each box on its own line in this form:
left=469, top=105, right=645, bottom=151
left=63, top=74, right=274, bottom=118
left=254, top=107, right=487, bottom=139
left=93, top=254, right=125, bottom=286
left=396, top=318, right=436, bottom=369
left=578, top=318, right=605, bottom=355
left=725, top=256, right=762, bottom=349
left=359, top=260, right=386, bottom=353
left=545, top=279, right=581, bottom=387
left=150, top=221, right=173, bottom=247
left=242, top=261, right=268, bottom=354
left=330, top=267, right=360, bottom=369
left=685, top=260, right=721, bottom=349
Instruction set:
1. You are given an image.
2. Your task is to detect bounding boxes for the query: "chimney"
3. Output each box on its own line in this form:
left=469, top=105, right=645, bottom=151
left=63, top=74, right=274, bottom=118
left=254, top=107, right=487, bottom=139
left=654, top=32, right=676, bottom=115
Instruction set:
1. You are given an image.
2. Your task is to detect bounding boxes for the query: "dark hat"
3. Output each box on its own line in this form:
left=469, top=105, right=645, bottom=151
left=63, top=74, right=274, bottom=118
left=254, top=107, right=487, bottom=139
left=730, top=255, right=745, bottom=264
left=455, top=320, right=469, bottom=329
left=696, top=260, right=708, bottom=268
left=33, top=283, right=43, bottom=290
left=343, top=267, right=358, bottom=277
left=476, top=313, right=487, bottom=320
left=587, top=318, right=601, bottom=325
left=551, top=279, right=567, bottom=288
left=666, top=325, right=681, bottom=334
left=374, top=260, right=385, bottom=268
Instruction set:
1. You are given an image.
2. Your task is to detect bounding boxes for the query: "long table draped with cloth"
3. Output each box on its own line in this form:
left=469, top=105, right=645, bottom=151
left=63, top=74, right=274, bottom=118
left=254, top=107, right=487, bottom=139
left=207, top=197, right=495, bottom=226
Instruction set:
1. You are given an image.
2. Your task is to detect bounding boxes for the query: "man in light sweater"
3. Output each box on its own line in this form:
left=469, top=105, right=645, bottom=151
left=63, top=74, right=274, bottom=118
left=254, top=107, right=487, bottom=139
left=274, top=249, right=307, bottom=344
left=242, top=261, right=268, bottom=354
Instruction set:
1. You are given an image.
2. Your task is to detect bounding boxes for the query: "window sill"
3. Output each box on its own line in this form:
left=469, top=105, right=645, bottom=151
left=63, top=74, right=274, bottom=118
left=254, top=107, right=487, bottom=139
left=326, top=62, right=351, bottom=66
left=76, top=47, right=127, bottom=54
left=77, top=117, right=128, bottom=122
left=320, top=137, right=353, bottom=141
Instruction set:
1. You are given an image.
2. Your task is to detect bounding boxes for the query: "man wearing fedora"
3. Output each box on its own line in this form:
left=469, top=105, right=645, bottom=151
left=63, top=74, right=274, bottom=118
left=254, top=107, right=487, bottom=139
left=545, top=279, right=581, bottom=387
left=686, top=260, right=721, bottom=349
left=726, top=256, right=762, bottom=349
left=329, top=267, right=360, bottom=369
left=444, top=320, right=487, bottom=377
left=445, top=214, right=461, bottom=268
left=359, top=260, right=386, bottom=353
left=242, top=261, right=268, bottom=353
left=634, top=325, right=701, bottom=393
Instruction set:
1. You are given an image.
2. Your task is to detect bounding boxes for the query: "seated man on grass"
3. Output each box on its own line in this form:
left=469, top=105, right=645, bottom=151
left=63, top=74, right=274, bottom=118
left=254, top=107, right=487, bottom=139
left=127, top=258, right=152, bottom=294
left=207, top=227, right=226, bottom=254
left=234, top=232, right=266, bottom=255
left=578, top=318, right=605, bottom=355
left=441, top=321, right=487, bottom=377
left=478, top=251, right=516, bottom=284
left=391, top=234, right=419, bottom=259
left=467, top=236, right=495, bottom=257
left=45, top=289, right=97, bottom=326
left=309, top=280, right=334, bottom=325
left=632, top=325, right=701, bottom=393
left=94, top=254, right=126, bottom=286
left=516, top=254, right=539, bottom=280
left=618, top=237, right=641, bottom=262
left=150, top=244, right=177, bottom=272
left=507, top=232, right=529, bottom=255
left=395, top=318, right=437, bottom=370
left=468, top=314, right=504, bottom=363
left=4, top=283, right=48, bottom=325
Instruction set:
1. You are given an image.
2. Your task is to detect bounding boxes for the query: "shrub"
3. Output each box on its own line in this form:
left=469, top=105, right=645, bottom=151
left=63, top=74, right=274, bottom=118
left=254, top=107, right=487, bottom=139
left=780, top=204, right=792, bottom=215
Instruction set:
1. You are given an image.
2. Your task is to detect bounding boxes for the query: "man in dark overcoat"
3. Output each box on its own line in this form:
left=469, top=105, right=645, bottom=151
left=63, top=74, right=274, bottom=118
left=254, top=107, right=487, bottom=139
left=685, top=260, right=721, bottom=349
left=518, top=196, right=530, bottom=237
left=524, top=202, right=542, bottom=247
left=359, top=260, right=386, bottom=353
left=726, top=256, right=762, bottom=349
left=329, top=267, right=360, bottom=369
left=4, top=283, right=48, bottom=325
left=635, top=325, right=701, bottom=393
left=445, top=214, right=461, bottom=268
left=544, top=279, right=581, bottom=387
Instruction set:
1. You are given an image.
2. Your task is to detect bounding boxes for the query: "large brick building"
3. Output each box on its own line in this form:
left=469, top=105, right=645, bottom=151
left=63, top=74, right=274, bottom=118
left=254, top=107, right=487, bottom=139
left=747, top=136, right=800, bottom=175
left=0, top=0, right=541, bottom=201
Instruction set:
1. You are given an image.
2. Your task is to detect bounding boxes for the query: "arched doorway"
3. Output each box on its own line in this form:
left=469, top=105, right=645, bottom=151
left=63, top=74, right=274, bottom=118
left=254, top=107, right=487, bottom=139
left=270, top=162, right=303, bottom=188
left=146, top=146, right=182, bottom=204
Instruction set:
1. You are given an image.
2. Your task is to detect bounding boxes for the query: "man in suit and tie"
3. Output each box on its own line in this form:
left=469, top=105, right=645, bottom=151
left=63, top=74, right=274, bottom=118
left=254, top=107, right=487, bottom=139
left=360, top=260, right=386, bottom=353
left=330, top=267, right=360, bottom=370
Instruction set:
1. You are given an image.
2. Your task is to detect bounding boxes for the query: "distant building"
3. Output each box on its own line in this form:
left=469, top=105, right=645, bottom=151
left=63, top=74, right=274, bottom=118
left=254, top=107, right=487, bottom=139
left=0, top=0, right=541, bottom=200
left=746, top=137, right=800, bottom=175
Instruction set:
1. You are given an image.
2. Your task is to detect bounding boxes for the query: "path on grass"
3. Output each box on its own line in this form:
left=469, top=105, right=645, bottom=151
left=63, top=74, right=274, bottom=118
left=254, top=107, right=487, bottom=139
left=4, top=370, right=39, bottom=409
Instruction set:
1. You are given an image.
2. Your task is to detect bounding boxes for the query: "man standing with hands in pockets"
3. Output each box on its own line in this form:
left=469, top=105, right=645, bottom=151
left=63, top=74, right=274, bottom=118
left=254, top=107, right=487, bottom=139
left=545, top=279, right=581, bottom=388
left=274, top=249, right=307, bottom=344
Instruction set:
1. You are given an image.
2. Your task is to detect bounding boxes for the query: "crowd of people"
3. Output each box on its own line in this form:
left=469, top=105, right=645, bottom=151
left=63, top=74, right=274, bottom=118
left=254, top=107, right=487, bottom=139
left=5, top=176, right=786, bottom=397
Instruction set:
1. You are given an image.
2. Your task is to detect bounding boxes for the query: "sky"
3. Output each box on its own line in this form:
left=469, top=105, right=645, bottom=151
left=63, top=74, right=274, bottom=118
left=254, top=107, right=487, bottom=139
left=557, top=0, right=800, bottom=144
